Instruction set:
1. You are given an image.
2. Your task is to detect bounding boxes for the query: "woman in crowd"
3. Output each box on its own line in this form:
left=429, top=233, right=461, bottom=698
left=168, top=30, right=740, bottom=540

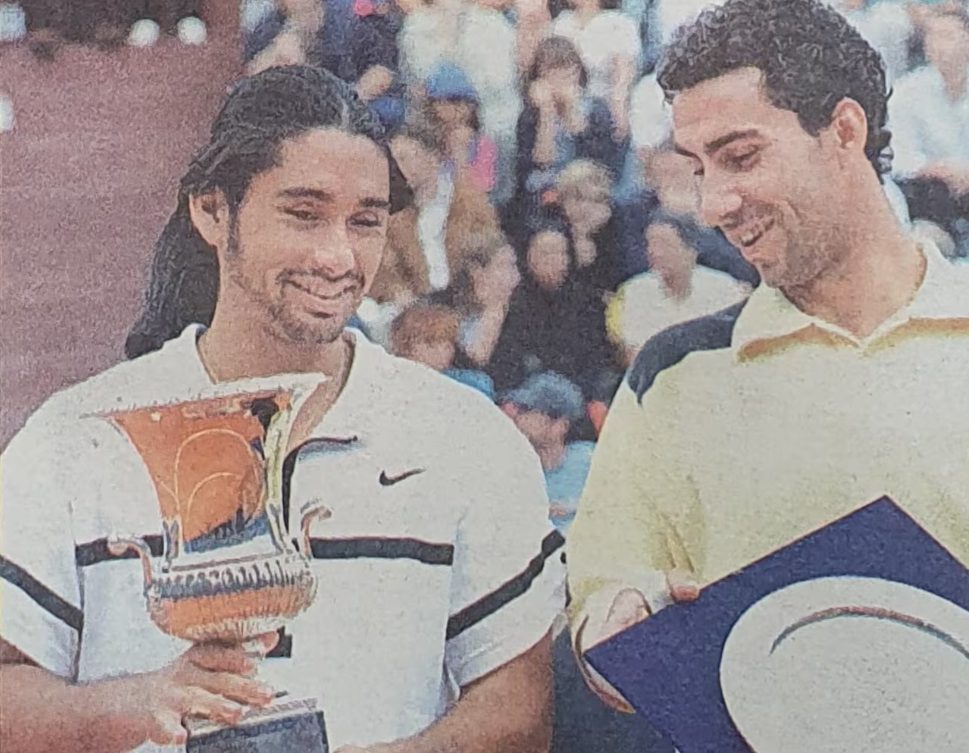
left=487, top=222, right=621, bottom=405
left=430, top=232, right=521, bottom=369
left=515, top=36, right=626, bottom=226
left=361, top=132, right=502, bottom=340
left=548, top=0, right=641, bottom=138
left=417, top=62, right=499, bottom=195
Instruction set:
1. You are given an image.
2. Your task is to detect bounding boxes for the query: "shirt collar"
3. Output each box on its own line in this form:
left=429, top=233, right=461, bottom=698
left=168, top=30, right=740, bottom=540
left=169, top=323, right=378, bottom=438
left=731, top=240, right=969, bottom=359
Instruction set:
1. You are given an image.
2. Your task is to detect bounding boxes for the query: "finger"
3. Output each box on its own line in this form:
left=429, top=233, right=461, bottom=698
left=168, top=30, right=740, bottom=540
left=148, top=708, right=188, bottom=747
left=605, top=588, right=650, bottom=634
left=185, top=644, right=257, bottom=676
left=182, top=665, right=276, bottom=708
left=176, top=686, right=248, bottom=726
left=666, top=570, right=701, bottom=603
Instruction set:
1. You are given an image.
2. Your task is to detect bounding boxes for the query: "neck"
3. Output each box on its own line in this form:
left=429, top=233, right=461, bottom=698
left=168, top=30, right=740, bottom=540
left=783, top=188, right=925, bottom=339
left=199, top=301, right=351, bottom=385
left=536, top=441, right=567, bottom=471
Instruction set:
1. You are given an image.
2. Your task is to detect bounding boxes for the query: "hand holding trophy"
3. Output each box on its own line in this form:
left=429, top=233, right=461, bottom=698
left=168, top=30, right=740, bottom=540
left=100, top=377, right=330, bottom=753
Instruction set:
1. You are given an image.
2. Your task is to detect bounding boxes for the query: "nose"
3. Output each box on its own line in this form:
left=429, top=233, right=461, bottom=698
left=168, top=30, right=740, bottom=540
left=699, top=175, right=744, bottom=230
left=309, top=222, right=357, bottom=278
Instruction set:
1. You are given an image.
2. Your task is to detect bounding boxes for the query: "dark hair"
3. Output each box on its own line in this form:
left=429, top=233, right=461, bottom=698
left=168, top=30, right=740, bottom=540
left=657, top=0, right=893, bottom=177
left=528, top=36, right=588, bottom=88
left=124, top=64, right=412, bottom=360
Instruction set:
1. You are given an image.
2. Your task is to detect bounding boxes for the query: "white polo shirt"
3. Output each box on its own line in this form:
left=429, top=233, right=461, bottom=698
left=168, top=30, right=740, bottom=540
left=0, top=325, right=566, bottom=751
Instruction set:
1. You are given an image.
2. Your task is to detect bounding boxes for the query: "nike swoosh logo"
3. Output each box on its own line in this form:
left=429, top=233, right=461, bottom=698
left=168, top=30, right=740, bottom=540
left=379, top=468, right=426, bottom=487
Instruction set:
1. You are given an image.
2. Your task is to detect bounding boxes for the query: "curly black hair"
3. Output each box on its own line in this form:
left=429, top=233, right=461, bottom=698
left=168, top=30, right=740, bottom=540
left=656, top=0, right=893, bottom=178
left=124, top=64, right=413, bottom=361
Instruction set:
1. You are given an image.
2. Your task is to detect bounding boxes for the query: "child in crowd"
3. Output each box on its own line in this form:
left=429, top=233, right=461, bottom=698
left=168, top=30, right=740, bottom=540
left=503, top=372, right=595, bottom=535
left=389, top=302, right=497, bottom=399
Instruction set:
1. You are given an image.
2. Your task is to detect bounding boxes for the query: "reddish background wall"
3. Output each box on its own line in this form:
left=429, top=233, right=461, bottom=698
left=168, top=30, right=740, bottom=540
left=0, top=2, right=241, bottom=446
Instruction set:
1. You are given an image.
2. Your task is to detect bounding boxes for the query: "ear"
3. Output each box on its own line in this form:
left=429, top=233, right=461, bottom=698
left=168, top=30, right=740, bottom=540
left=187, top=190, right=232, bottom=251
left=826, top=98, right=869, bottom=164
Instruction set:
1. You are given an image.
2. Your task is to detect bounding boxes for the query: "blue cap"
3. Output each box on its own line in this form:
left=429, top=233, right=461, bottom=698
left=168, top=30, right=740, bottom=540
left=504, top=372, right=585, bottom=421
left=425, top=62, right=478, bottom=102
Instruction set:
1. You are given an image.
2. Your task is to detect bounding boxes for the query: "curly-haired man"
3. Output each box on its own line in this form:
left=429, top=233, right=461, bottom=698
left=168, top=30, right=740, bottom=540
left=565, top=0, right=969, bottom=709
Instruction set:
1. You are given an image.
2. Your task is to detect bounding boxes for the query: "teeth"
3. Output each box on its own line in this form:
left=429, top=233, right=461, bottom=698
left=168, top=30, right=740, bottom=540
left=739, top=218, right=772, bottom=248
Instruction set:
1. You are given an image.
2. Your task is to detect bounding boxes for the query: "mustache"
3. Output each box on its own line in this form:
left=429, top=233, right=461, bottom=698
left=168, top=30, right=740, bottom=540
left=278, top=268, right=365, bottom=287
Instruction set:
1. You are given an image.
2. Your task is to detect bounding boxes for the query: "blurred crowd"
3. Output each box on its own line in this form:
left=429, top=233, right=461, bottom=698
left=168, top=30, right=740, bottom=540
left=2, top=0, right=967, bottom=542
left=233, top=0, right=968, bottom=541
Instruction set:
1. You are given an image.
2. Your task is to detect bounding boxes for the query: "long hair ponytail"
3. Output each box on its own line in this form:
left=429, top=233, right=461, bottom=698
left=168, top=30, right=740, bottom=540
left=124, top=64, right=412, bottom=359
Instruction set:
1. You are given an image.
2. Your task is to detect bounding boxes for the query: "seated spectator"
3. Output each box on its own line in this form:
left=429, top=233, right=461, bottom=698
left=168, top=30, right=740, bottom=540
left=889, top=6, right=969, bottom=254
left=487, top=224, right=621, bottom=404
left=417, top=63, right=499, bottom=194
left=834, top=0, right=927, bottom=85
left=347, top=0, right=409, bottom=132
left=365, top=133, right=502, bottom=334
left=550, top=0, right=641, bottom=138
left=389, top=301, right=497, bottom=398
left=515, top=37, right=627, bottom=225
left=607, top=218, right=751, bottom=366
left=398, top=0, right=520, bottom=204
left=430, top=232, right=521, bottom=368
left=244, top=0, right=323, bottom=73
left=552, top=160, right=627, bottom=295
left=503, top=372, right=595, bottom=535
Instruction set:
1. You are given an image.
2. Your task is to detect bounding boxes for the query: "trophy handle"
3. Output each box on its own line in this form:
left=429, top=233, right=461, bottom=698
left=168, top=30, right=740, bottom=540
left=107, top=534, right=156, bottom=586
left=300, top=506, right=332, bottom=555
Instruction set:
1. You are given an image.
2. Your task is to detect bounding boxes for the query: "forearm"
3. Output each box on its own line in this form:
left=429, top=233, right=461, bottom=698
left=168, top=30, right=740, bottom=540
left=463, top=306, right=508, bottom=366
left=382, top=635, right=553, bottom=753
left=0, top=664, right=143, bottom=753
left=532, top=110, right=558, bottom=167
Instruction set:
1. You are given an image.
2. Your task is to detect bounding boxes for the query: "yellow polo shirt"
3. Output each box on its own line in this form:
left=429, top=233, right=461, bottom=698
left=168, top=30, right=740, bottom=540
left=567, top=242, right=969, bottom=638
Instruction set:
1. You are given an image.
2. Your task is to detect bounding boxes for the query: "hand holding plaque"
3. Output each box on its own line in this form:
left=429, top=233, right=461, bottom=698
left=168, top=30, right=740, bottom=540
left=101, top=379, right=330, bottom=753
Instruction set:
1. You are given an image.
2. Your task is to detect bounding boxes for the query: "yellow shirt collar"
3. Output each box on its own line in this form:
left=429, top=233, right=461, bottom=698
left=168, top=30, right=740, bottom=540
left=732, top=241, right=969, bottom=360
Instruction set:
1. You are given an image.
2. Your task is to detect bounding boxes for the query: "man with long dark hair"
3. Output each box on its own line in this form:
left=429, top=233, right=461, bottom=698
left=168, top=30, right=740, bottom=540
left=1, top=65, right=564, bottom=753
left=565, top=0, right=969, bottom=710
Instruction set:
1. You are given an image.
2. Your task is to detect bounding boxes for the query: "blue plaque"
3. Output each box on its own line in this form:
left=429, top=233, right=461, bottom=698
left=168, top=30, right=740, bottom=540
left=584, top=497, right=969, bottom=752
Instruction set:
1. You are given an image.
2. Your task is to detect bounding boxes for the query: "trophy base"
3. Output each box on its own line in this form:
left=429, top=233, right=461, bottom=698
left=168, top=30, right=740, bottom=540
left=186, top=696, right=327, bottom=753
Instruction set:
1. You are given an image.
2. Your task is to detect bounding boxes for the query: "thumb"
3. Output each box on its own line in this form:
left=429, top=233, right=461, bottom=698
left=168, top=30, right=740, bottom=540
left=666, top=569, right=701, bottom=603
left=606, top=588, right=650, bottom=633
left=148, top=709, right=188, bottom=747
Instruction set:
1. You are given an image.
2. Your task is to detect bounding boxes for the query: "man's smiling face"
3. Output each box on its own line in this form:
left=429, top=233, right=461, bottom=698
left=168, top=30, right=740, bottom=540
left=672, top=67, right=850, bottom=290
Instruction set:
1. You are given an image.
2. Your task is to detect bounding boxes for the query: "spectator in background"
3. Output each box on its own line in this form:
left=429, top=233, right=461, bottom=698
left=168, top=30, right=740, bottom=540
left=549, top=0, right=641, bottom=138
left=431, top=233, right=521, bottom=370
left=890, top=6, right=969, bottom=253
left=516, top=37, right=626, bottom=225
left=345, top=0, right=409, bottom=132
left=553, top=160, right=627, bottom=295
left=834, top=0, right=927, bottom=84
left=389, top=301, right=498, bottom=397
left=504, top=372, right=595, bottom=536
left=607, top=150, right=751, bottom=366
left=418, top=63, right=499, bottom=194
left=488, top=225, right=621, bottom=403
left=362, top=132, right=502, bottom=340
left=399, top=0, right=521, bottom=204
left=244, top=0, right=406, bottom=131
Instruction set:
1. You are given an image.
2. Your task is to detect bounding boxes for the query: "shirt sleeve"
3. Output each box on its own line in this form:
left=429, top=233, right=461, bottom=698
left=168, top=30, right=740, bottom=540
left=444, top=407, right=566, bottom=687
left=0, top=410, right=83, bottom=678
left=565, top=375, right=700, bottom=643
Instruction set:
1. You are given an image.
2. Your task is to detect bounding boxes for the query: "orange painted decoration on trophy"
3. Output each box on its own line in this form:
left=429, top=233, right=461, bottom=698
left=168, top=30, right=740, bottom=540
left=106, top=392, right=290, bottom=542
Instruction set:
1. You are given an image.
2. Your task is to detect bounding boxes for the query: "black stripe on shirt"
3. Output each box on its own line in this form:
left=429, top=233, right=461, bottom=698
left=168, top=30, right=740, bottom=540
left=0, top=556, right=84, bottom=632
left=628, top=301, right=747, bottom=402
left=75, top=536, right=164, bottom=567
left=446, top=530, right=565, bottom=641
left=309, top=537, right=454, bottom=566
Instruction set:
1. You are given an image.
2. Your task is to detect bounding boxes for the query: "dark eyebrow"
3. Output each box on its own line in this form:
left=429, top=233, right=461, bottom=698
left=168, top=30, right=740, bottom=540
left=277, top=187, right=391, bottom=211
left=674, top=129, right=762, bottom=161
